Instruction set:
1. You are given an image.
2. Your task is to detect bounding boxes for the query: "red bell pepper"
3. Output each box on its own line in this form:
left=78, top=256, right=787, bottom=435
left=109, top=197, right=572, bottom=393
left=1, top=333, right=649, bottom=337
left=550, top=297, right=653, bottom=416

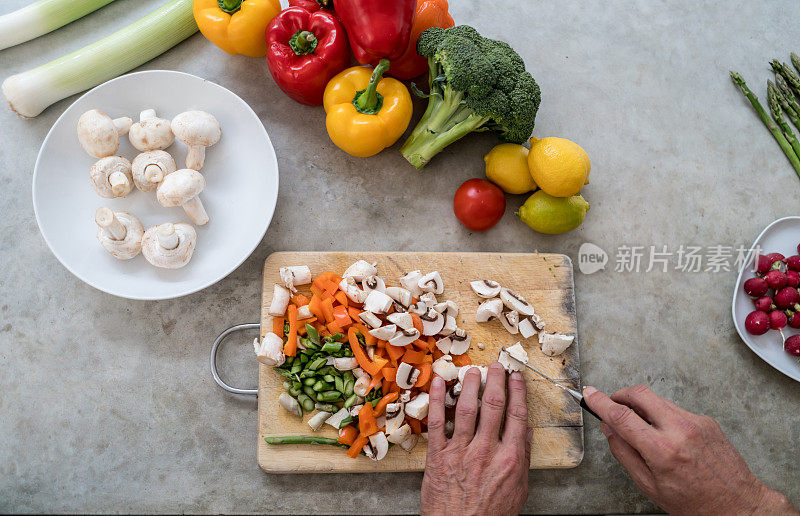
left=266, top=6, right=350, bottom=106
left=389, top=0, right=454, bottom=80
left=332, top=0, right=416, bottom=65
left=288, top=0, right=333, bottom=13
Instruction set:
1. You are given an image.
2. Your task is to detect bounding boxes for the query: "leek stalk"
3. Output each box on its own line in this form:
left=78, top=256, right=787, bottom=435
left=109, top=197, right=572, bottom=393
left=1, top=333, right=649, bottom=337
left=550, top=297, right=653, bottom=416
left=2, top=0, right=198, bottom=118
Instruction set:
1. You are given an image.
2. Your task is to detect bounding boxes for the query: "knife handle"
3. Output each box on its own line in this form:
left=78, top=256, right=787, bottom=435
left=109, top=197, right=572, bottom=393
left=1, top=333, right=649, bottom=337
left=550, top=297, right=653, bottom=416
left=580, top=397, right=602, bottom=421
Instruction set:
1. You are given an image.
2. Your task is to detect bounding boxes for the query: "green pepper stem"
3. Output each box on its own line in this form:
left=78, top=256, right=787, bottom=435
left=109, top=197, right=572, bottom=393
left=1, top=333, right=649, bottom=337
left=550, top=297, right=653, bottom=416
left=353, top=58, right=390, bottom=115
left=289, top=30, right=318, bottom=55
left=218, top=0, right=243, bottom=13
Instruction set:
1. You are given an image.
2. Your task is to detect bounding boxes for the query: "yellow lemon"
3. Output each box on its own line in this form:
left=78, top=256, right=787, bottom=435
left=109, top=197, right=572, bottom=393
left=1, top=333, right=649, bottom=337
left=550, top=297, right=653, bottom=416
left=517, top=190, right=589, bottom=234
left=527, top=137, right=590, bottom=197
left=483, top=143, right=537, bottom=194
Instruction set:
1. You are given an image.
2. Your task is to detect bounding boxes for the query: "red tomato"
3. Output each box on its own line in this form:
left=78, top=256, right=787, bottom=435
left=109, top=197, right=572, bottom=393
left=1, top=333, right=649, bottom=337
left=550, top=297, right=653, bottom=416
left=453, top=179, right=506, bottom=231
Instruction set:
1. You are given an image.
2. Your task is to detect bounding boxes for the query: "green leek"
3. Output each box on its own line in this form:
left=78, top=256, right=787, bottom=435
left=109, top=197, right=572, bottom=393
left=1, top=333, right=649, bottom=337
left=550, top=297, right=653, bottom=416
left=0, top=0, right=117, bottom=51
left=2, top=0, right=198, bottom=118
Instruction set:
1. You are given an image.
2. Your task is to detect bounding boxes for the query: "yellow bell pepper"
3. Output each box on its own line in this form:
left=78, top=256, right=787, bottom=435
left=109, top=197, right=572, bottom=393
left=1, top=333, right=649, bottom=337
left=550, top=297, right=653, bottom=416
left=193, top=0, right=281, bottom=58
left=323, top=59, right=412, bottom=158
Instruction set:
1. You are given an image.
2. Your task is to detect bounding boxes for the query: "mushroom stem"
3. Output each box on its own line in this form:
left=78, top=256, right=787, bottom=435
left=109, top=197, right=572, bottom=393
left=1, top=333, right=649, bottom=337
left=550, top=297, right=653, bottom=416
left=144, top=164, right=164, bottom=184
left=182, top=196, right=209, bottom=225
left=157, top=223, right=179, bottom=250
left=185, top=145, right=206, bottom=171
left=139, top=109, right=156, bottom=121
left=94, top=207, right=126, bottom=240
left=108, top=171, right=131, bottom=197
left=113, top=117, right=132, bottom=136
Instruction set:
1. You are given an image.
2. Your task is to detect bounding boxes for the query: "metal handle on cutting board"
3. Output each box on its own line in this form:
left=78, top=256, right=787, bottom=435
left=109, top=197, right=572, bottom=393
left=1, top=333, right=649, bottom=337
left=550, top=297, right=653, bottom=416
left=210, top=323, right=260, bottom=396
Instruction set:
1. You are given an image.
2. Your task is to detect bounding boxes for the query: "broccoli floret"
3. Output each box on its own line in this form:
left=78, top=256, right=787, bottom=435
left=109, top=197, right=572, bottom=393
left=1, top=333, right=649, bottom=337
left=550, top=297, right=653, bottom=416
left=402, top=25, right=541, bottom=169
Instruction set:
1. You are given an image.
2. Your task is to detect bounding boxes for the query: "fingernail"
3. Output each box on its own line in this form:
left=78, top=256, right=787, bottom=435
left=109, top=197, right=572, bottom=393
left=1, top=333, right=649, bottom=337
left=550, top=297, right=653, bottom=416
left=526, top=427, right=533, bottom=443
left=583, top=386, right=597, bottom=396
left=432, top=376, right=445, bottom=389
left=489, top=361, right=504, bottom=371
left=511, top=372, right=523, bottom=381
left=600, top=423, right=613, bottom=437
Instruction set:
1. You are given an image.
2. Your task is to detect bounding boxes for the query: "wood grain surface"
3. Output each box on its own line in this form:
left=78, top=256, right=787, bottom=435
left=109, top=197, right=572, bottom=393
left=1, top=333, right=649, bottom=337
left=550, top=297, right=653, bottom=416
left=257, top=252, right=583, bottom=473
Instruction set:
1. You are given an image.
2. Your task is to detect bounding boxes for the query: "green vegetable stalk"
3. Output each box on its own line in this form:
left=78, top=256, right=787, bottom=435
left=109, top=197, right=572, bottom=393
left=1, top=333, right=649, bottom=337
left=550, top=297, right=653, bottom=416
left=264, top=436, right=349, bottom=449
left=771, top=60, right=800, bottom=98
left=767, top=82, right=800, bottom=159
left=769, top=80, right=800, bottom=131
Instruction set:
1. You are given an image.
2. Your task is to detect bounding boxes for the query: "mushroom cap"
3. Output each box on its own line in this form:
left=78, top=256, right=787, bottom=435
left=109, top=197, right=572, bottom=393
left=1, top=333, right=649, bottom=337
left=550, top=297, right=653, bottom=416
left=156, top=168, right=206, bottom=207
left=141, top=223, right=197, bottom=269
left=129, top=116, right=174, bottom=152
left=171, top=111, right=221, bottom=146
left=96, top=211, right=144, bottom=260
left=77, top=109, right=120, bottom=158
left=89, top=156, right=133, bottom=198
left=132, top=150, right=177, bottom=192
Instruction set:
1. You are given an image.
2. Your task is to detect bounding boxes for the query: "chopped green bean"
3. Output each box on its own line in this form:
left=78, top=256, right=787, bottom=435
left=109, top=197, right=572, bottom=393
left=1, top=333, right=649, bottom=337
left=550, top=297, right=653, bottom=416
left=297, top=394, right=315, bottom=412
left=282, top=381, right=291, bottom=391
left=305, top=324, right=320, bottom=345
left=307, top=357, right=327, bottom=370
left=328, top=333, right=345, bottom=342
left=324, top=374, right=337, bottom=384
left=303, top=385, right=318, bottom=402
left=289, top=384, right=303, bottom=397
left=318, top=390, right=342, bottom=402
left=344, top=378, right=354, bottom=396
left=315, top=402, right=339, bottom=413
left=343, top=394, right=359, bottom=408
left=339, top=416, right=354, bottom=428
left=343, top=348, right=354, bottom=357
left=303, top=377, right=316, bottom=386
left=275, top=368, right=294, bottom=379
left=320, top=341, right=342, bottom=354
left=312, top=380, right=333, bottom=392
left=265, top=436, right=348, bottom=449
left=334, top=376, right=345, bottom=393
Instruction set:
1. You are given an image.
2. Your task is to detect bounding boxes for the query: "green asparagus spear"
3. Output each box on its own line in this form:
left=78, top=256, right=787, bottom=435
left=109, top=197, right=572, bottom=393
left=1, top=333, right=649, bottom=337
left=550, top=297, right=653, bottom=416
left=264, top=436, right=349, bottom=449
left=769, top=80, right=800, bottom=131
left=793, top=53, right=800, bottom=75
left=767, top=81, right=800, bottom=158
left=771, top=60, right=800, bottom=97
left=730, top=71, right=800, bottom=176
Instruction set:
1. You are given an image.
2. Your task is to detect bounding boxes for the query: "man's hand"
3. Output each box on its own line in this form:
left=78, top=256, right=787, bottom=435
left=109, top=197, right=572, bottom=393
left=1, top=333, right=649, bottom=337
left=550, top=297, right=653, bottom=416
left=584, top=385, right=798, bottom=515
left=421, top=363, right=531, bottom=516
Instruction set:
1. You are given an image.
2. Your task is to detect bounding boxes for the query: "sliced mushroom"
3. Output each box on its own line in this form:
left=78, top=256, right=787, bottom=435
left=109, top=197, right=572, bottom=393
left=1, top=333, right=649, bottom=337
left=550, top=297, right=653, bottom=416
left=539, top=333, right=575, bottom=356
left=333, top=357, right=358, bottom=371
left=131, top=150, right=176, bottom=192
left=90, top=156, right=133, bottom=198
left=439, top=316, right=457, bottom=336
left=361, top=275, right=386, bottom=293
left=253, top=333, right=285, bottom=366
left=435, top=337, right=452, bottom=354
left=476, top=298, right=503, bottom=322
left=418, top=271, right=444, bottom=294
left=364, top=290, right=393, bottom=314
left=408, top=301, right=428, bottom=315
left=171, top=110, right=221, bottom=170
left=499, top=342, right=528, bottom=373
left=500, top=288, right=535, bottom=316
left=399, top=433, right=419, bottom=451
left=129, top=109, right=174, bottom=152
left=434, top=300, right=459, bottom=318
left=392, top=302, right=408, bottom=313
left=385, top=403, right=405, bottom=435
left=353, top=374, right=372, bottom=396
left=385, top=286, right=412, bottom=308
left=77, top=109, right=132, bottom=158
left=358, top=311, right=382, bottom=329
left=387, top=423, right=411, bottom=444
left=420, top=308, right=445, bottom=336
left=444, top=384, right=460, bottom=408
left=362, top=443, right=375, bottom=459
left=280, top=265, right=312, bottom=292
left=388, top=328, right=420, bottom=347
left=518, top=317, right=536, bottom=339
left=339, top=276, right=368, bottom=304
left=157, top=169, right=209, bottom=225
left=141, top=222, right=197, bottom=269
left=351, top=368, right=367, bottom=379
left=268, top=284, right=291, bottom=316
left=94, top=207, right=143, bottom=260
left=387, top=312, right=414, bottom=330
left=368, top=432, right=389, bottom=460
left=499, top=310, right=520, bottom=335
left=399, top=390, right=412, bottom=403
left=470, top=279, right=501, bottom=298
left=531, top=313, right=546, bottom=331
left=396, top=362, right=420, bottom=389
left=369, top=324, right=396, bottom=341
left=399, top=270, right=424, bottom=297
left=432, top=355, right=459, bottom=381
left=278, top=393, right=302, bottom=417
left=419, top=292, right=438, bottom=308
left=343, top=260, right=377, bottom=281
left=449, top=328, right=471, bottom=355
left=405, top=392, right=429, bottom=419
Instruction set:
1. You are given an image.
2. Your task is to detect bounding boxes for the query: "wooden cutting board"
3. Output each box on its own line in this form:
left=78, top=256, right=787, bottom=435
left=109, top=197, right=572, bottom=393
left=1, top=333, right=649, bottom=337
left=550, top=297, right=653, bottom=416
left=258, top=252, right=583, bottom=473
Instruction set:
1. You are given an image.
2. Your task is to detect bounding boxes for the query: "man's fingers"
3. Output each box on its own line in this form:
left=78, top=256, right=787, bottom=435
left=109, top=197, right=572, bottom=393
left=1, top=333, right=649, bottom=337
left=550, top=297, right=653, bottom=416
left=475, top=362, right=507, bottom=442
left=501, top=372, right=528, bottom=446
left=451, top=367, right=482, bottom=445
left=610, top=385, right=679, bottom=428
left=583, top=386, right=658, bottom=459
left=603, top=425, right=655, bottom=496
left=427, top=376, right=448, bottom=453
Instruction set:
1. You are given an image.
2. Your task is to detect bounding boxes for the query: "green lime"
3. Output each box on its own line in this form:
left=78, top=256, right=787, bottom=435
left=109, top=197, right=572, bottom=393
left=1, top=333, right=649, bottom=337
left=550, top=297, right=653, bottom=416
left=517, top=191, right=589, bottom=234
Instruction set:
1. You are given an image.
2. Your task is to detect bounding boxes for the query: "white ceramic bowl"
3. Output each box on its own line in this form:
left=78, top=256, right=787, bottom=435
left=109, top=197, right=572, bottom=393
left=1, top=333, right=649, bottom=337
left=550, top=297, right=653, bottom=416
left=33, top=70, right=278, bottom=300
left=732, top=216, right=800, bottom=382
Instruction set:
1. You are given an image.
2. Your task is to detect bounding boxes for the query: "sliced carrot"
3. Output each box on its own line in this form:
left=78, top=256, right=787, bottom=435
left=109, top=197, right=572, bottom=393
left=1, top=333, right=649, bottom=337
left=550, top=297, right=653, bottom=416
left=376, top=339, right=387, bottom=349
left=338, top=425, right=359, bottom=446
left=388, top=382, right=401, bottom=394
left=284, top=305, right=299, bottom=356
left=374, top=392, right=399, bottom=416
left=348, top=327, right=384, bottom=377
left=411, top=339, right=429, bottom=351
left=452, top=354, right=472, bottom=367
left=389, top=355, right=398, bottom=369
left=414, top=362, right=432, bottom=388
left=272, top=317, right=284, bottom=337
left=382, top=378, right=391, bottom=394
left=308, top=295, right=324, bottom=320
left=358, top=403, right=378, bottom=436
left=407, top=418, right=422, bottom=434
left=331, top=304, right=352, bottom=328
left=402, top=348, right=427, bottom=365
left=327, top=321, right=344, bottom=335
left=374, top=346, right=388, bottom=359
left=410, top=313, right=423, bottom=333
left=347, top=306, right=362, bottom=321
left=354, top=323, right=377, bottom=346
left=422, top=353, right=433, bottom=364
left=334, top=291, right=349, bottom=307
left=347, top=434, right=369, bottom=458
left=324, top=279, right=339, bottom=297
left=367, top=369, right=384, bottom=392
left=310, top=284, right=328, bottom=299
left=386, top=344, right=405, bottom=362
left=291, top=293, right=309, bottom=306
left=426, top=337, right=437, bottom=353
left=433, top=348, right=445, bottom=361
left=321, top=297, right=335, bottom=323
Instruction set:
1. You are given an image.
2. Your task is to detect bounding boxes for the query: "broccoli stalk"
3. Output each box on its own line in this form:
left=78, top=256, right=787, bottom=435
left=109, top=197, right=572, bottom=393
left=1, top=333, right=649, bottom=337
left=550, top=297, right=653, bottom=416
left=400, top=26, right=541, bottom=170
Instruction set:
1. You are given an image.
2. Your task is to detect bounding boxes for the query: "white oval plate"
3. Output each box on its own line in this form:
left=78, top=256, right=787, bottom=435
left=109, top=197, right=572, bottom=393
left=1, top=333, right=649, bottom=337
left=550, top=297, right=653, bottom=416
left=732, top=216, right=800, bottom=382
left=33, top=71, right=278, bottom=300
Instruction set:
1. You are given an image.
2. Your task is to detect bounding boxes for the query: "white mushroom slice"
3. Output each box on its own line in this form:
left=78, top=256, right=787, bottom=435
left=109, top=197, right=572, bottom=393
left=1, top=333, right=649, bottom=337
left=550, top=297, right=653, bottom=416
left=449, top=328, right=471, bottom=355
left=349, top=404, right=364, bottom=417
left=308, top=411, right=330, bottom=431
left=405, top=393, right=430, bottom=419
left=499, top=342, right=528, bottom=373
left=278, top=393, right=302, bottom=417
left=268, top=284, right=291, bottom=316
left=385, top=286, right=412, bottom=308
left=420, top=308, right=445, bottom=336
left=141, top=223, right=197, bottom=269
left=369, top=324, right=397, bottom=341
left=387, top=423, right=411, bottom=444
left=499, top=310, right=520, bottom=335
left=90, top=156, right=133, bottom=198
left=351, top=368, right=367, bottom=379
left=363, top=444, right=375, bottom=459
left=129, top=109, right=174, bottom=152
left=477, top=342, right=485, bottom=350
left=388, top=328, right=420, bottom=347
left=253, top=333, right=285, bottom=366
left=296, top=305, right=313, bottom=320
left=470, top=280, right=501, bottom=298
left=500, top=288, right=535, bottom=316
left=361, top=275, right=386, bottom=293
left=418, top=271, right=444, bottom=294
left=399, top=434, right=419, bottom=451
left=399, top=390, right=411, bottom=403
left=364, top=290, right=393, bottom=314
left=333, top=357, right=358, bottom=371
left=94, top=207, right=143, bottom=260
left=392, top=302, right=408, bottom=313
left=358, top=311, right=382, bottom=329
left=343, top=260, right=377, bottom=281
left=439, top=316, right=457, bottom=336
left=539, top=333, right=575, bottom=356
left=531, top=313, right=546, bottom=331
left=280, top=265, right=312, bottom=292
left=432, top=355, right=459, bottom=381
left=77, top=109, right=132, bottom=158
left=353, top=374, right=372, bottom=396
left=476, top=298, right=503, bottom=322
left=408, top=301, right=428, bottom=315
left=157, top=169, right=209, bottom=225
left=339, top=277, right=368, bottom=304
left=518, top=318, right=536, bottom=339
left=396, top=362, right=420, bottom=389
left=171, top=110, right=221, bottom=170
left=387, top=312, right=414, bottom=330
left=385, top=403, right=405, bottom=435
left=325, top=408, right=350, bottom=429
left=131, top=150, right=176, bottom=192
left=419, top=292, right=438, bottom=308
left=399, top=270, right=424, bottom=297
left=368, top=432, right=389, bottom=460
left=435, top=337, right=452, bottom=354
left=444, top=384, right=460, bottom=408
left=434, top=300, right=459, bottom=318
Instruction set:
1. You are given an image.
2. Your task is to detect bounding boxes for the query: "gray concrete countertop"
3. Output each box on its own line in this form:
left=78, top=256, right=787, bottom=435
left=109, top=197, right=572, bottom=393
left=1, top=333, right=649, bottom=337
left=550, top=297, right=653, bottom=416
left=1, top=0, right=798, bottom=513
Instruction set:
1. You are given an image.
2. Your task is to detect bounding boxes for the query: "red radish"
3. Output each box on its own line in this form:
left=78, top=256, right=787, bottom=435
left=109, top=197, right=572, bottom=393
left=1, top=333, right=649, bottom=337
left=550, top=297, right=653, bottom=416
left=764, top=270, right=787, bottom=290
left=788, top=311, right=800, bottom=329
left=769, top=310, right=788, bottom=330
left=784, top=335, right=800, bottom=356
left=786, top=255, right=800, bottom=272
left=755, top=254, right=774, bottom=274
left=744, top=310, right=770, bottom=335
left=797, top=243, right=800, bottom=255
left=766, top=252, right=786, bottom=264
left=787, top=270, right=800, bottom=288
left=773, top=287, right=800, bottom=309
left=754, top=296, right=775, bottom=311
left=743, top=277, right=769, bottom=297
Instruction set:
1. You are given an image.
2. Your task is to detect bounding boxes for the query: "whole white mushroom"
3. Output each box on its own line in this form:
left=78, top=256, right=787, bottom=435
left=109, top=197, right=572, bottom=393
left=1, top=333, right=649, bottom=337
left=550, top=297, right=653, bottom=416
left=94, top=207, right=143, bottom=260
left=171, top=110, right=221, bottom=170
left=77, top=109, right=132, bottom=158
left=141, top=223, right=197, bottom=269
left=89, top=156, right=133, bottom=198
left=156, top=169, right=209, bottom=225
left=128, top=109, right=174, bottom=152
